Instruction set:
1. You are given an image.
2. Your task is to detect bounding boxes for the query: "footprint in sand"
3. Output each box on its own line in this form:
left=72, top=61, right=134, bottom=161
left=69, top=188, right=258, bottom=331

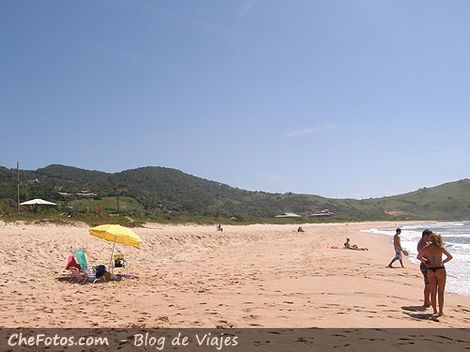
left=243, top=314, right=259, bottom=321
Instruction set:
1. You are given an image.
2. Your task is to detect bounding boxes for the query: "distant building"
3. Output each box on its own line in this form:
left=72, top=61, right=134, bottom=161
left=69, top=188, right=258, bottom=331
left=309, top=208, right=335, bottom=217
left=76, top=191, right=97, bottom=198
left=57, top=192, right=72, bottom=197
left=275, top=212, right=302, bottom=218
left=58, top=191, right=98, bottom=198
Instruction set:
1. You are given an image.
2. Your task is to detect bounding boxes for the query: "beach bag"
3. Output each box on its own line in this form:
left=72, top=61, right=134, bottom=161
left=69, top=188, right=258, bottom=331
left=95, top=265, right=107, bottom=278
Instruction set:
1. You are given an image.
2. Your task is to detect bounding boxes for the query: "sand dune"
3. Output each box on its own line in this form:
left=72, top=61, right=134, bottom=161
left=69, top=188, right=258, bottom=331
left=0, top=221, right=469, bottom=328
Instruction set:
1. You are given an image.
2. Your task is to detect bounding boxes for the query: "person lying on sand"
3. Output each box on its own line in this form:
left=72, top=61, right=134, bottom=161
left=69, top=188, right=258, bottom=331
left=344, top=238, right=368, bottom=251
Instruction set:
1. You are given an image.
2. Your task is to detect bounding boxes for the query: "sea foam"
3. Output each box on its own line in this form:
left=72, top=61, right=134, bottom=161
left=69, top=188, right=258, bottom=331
left=366, top=222, right=470, bottom=296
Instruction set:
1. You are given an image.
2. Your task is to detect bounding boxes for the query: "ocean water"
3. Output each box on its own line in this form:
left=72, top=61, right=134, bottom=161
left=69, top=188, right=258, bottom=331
left=363, top=222, right=470, bottom=296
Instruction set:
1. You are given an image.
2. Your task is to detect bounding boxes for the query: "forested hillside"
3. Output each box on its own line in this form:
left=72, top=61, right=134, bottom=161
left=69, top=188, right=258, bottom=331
left=0, top=164, right=469, bottom=221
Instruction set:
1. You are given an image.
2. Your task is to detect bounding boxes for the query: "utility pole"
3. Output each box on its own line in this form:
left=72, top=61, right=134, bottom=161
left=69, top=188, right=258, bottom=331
left=17, top=161, right=20, bottom=214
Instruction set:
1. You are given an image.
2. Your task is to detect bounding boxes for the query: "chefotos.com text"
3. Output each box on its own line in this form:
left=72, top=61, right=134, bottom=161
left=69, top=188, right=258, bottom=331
left=8, top=333, right=109, bottom=347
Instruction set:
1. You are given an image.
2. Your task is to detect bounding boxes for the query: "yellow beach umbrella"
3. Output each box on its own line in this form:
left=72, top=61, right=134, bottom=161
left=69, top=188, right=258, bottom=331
left=89, top=224, right=142, bottom=246
left=89, top=224, right=142, bottom=271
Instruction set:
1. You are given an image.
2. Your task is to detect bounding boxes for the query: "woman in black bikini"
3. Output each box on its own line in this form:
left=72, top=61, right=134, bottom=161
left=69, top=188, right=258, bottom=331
left=417, top=233, right=453, bottom=317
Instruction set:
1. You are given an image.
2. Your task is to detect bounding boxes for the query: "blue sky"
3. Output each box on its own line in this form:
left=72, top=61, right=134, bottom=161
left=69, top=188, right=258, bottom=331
left=1, top=0, right=469, bottom=198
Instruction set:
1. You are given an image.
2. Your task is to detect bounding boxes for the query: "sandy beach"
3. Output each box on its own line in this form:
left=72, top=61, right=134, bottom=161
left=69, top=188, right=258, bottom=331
left=0, top=221, right=469, bottom=329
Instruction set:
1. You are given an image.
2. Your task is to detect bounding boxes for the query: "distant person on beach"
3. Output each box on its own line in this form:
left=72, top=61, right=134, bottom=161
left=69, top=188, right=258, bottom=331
left=344, top=238, right=368, bottom=251
left=386, top=228, right=406, bottom=268
left=417, top=229, right=432, bottom=307
left=297, top=227, right=304, bottom=232
left=216, top=224, right=223, bottom=232
left=417, top=233, right=453, bottom=317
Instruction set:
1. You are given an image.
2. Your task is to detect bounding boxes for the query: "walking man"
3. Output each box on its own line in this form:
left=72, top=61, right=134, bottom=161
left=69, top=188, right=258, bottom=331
left=387, top=228, right=405, bottom=268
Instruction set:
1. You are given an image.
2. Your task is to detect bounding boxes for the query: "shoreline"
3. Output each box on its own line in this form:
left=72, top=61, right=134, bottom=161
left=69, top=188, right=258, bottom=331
left=1, top=221, right=469, bottom=328
left=365, top=222, right=468, bottom=298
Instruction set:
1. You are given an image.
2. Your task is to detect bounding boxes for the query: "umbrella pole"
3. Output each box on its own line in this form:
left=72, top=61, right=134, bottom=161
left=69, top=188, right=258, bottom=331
left=110, top=241, right=116, bottom=274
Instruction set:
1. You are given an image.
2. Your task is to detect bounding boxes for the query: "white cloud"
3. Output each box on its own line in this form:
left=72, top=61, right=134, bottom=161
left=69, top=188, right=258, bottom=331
left=237, top=0, right=257, bottom=22
left=284, top=128, right=319, bottom=138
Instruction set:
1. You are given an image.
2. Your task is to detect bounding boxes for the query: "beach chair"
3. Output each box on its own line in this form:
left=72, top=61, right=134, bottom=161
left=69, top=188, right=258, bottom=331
left=68, top=267, right=85, bottom=282
left=71, top=249, right=99, bottom=283
left=82, top=268, right=98, bottom=284
left=65, top=256, right=83, bottom=282
left=73, top=249, right=88, bottom=270
left=112, top=253, right=130, bottom=277
left=65, top=255, right=84, bottom=282
left=66, top=255, right=81, bottom=271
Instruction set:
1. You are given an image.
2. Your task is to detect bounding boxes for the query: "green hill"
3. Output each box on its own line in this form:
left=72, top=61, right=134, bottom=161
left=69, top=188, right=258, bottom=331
left=0, top=164, right=469, bottom=221
left=369, top=179, right=470, bottom=220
